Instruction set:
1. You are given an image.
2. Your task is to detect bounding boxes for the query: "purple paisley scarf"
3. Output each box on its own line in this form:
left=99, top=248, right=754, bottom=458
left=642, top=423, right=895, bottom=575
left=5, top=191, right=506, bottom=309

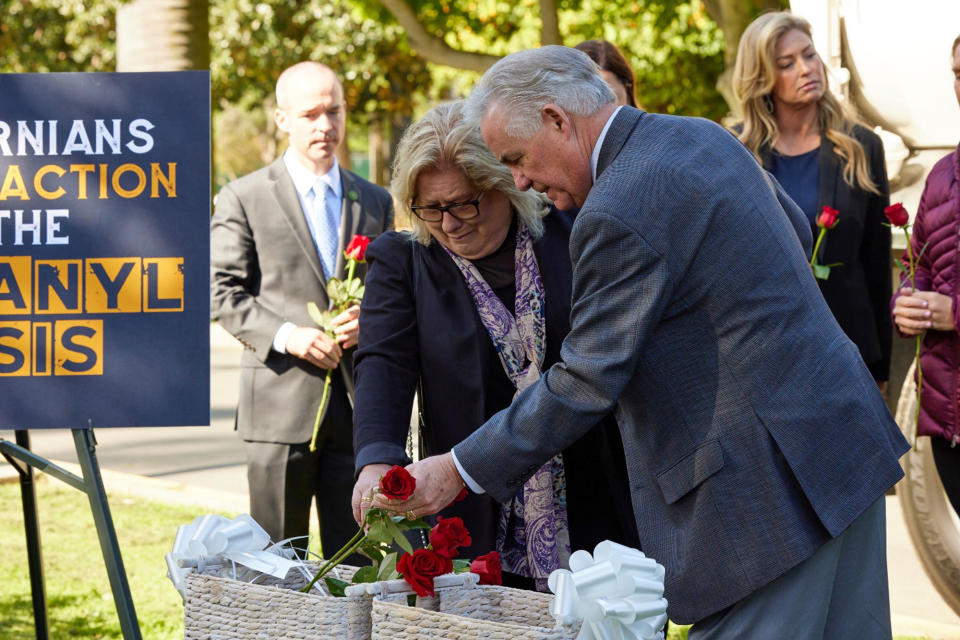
left=443, top=222, right=570, bottom=591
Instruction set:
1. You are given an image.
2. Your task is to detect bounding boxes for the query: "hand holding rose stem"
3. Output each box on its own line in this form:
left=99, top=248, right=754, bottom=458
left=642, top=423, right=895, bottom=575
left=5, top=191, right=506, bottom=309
left=307, top=235, right=370, bottom=452
left=301, top=465, right=493, bottom=597
left=301, top=464, right=420, bottom=594
left=886, top=203, right=928, bottom=449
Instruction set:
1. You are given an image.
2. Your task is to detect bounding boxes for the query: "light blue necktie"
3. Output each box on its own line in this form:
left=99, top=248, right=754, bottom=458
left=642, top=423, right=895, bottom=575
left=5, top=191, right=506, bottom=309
left=310, top=180, right=340, bottom=279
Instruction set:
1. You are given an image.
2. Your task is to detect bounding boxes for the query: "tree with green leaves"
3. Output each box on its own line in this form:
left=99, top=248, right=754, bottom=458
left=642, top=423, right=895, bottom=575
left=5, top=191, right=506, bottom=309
left=370, top=0, right=785, bottom=119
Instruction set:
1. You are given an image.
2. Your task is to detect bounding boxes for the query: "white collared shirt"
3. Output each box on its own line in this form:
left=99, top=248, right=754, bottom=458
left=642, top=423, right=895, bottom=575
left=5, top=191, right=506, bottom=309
left=590, top=106, right=623, bottom=183
left=284, top=150, right=343, bottom=218
left=273, top=152, right=344, bottom=353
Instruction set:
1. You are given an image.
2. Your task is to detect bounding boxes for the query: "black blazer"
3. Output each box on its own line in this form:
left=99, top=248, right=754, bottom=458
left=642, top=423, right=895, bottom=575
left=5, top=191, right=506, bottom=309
left=759, top=125, right=892, bottom=380
left=353, top=209, right=637, bottom=558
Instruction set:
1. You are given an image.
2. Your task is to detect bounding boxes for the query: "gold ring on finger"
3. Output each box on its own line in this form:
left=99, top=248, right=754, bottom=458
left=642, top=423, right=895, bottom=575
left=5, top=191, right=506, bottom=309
left=406, top=510, right=417, bottom=521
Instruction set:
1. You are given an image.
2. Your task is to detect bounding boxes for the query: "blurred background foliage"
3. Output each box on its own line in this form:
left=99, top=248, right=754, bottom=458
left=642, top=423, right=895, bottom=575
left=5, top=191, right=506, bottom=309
left=0, top=0, right=786, bottom=188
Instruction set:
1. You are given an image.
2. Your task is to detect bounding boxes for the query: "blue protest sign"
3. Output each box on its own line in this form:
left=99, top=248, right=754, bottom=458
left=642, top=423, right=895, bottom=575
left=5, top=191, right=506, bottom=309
left=0, top=71, right=210, bottom=428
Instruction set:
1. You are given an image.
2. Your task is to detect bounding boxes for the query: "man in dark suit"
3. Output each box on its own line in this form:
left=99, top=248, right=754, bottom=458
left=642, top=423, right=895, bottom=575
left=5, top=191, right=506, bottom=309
left=383, top=47, right=909, bottom=637
left=211, top=62, right=393, bottom=554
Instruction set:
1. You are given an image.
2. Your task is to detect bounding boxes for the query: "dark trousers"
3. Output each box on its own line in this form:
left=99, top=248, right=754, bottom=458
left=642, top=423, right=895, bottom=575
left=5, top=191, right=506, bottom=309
left=931, top=436, right=960, bottom=518
left=244, top=435, right=362, bottom=565
left=689, top=497, right=890, bottom=639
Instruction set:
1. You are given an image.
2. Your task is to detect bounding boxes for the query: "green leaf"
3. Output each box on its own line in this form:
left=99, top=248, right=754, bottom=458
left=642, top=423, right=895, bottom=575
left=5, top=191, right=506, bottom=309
left=812, top=264, right=831, bottom=280
left=351, top=565, right=380, bottom=584
left=324, top=576, right=350, bottom=597
left=346, top=278, right=363, bottom=297
left=452, top=559, right=471, bottom=574
left=378, top=552, right=398, bottom=581
left=307, top=301, right=325, bottom=326
left=358, top=540, right=386, bottom=563
left=327, top=278, right=345, bottom=304
left=365, top=517, right=392, bottom=545
left=384, top=517, right=413, bottom=553
left=390, top=514, right=429, bottom=532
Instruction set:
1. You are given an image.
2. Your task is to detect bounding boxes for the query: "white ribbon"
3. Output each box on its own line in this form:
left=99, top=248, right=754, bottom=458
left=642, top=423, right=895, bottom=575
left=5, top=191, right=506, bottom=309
left=548, top=541, right=668, bottom=640
left=165, top=513, right=303, bottom=599
left=342, top=571, right=480, bottom=597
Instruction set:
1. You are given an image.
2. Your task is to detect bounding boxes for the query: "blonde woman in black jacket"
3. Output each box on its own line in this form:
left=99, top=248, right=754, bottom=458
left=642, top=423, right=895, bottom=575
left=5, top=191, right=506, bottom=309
left=732, top=11, right=892, bottom=388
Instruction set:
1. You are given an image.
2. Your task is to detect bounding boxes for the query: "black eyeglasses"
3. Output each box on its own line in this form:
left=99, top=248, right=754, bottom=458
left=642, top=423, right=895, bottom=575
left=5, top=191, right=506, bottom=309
left=409, top=192, right=484, bottom=222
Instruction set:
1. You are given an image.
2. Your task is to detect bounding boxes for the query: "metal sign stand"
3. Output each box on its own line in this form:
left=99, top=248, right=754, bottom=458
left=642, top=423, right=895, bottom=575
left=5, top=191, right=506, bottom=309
left=0, top=425, right=143, bottom=640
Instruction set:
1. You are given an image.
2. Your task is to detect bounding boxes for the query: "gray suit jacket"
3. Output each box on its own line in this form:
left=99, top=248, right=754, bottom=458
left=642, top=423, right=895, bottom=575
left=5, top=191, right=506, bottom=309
left=454, top=108, right=908, bottom=624
left=211, top=157, right=393, bottom=443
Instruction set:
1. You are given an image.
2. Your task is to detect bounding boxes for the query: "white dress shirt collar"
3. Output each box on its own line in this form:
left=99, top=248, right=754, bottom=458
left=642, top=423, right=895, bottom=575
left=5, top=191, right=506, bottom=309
left=590, top=106, right=623, bottom=183
left=283, top=151, right=342, bottom=199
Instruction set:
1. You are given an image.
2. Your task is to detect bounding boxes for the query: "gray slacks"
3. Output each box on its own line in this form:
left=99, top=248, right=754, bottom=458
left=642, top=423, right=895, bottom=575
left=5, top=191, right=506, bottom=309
left=689, top=496, right=890, bottom=639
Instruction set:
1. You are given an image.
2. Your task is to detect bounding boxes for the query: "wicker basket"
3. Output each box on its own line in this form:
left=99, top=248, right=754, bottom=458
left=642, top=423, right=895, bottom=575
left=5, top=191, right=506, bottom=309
left=184, top=563, right=372, bottom=640
left=370, top=585, right=579, bottom=640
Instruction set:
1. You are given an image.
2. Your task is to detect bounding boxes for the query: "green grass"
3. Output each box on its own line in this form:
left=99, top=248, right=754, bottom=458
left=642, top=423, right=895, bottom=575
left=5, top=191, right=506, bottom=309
left=1, top=476, right=235, bottom=639
left=0, top=477, right=942, bottom=639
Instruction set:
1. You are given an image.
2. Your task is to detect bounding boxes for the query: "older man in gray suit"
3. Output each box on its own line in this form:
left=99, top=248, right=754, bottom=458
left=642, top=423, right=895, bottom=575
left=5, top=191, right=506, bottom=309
left=211, top=62, right=392, bottom=555
left=383, top=47, right=909, bottom=637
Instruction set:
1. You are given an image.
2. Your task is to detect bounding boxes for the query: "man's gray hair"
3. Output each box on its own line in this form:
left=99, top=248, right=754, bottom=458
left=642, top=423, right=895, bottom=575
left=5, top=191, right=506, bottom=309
left=390, top=100, right=549, bottom=245
left=465, top=45, right=616, bottom=139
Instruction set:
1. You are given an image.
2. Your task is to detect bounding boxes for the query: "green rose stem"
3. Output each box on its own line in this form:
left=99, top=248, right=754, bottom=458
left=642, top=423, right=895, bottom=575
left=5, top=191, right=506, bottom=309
left=301, top=524, right=366, bottom=594
left=809, top=226, right=827, bottom=269
left=903, top=227, right=923, bottom=451
left=308, top=256, right=360, bottom=453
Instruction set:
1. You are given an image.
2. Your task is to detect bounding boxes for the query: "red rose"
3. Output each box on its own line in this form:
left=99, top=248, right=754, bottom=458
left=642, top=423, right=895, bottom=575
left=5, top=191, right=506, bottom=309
left=884, top=203, right=909, bottom=227
left=429, top=516, right=472, bottom=558
left=345, top=234, right=371, bottom=262
left=469, top=551, right=502, bottom=586
left=816, top=205, right=839, bottom=230
left=380, top=465, right=416, bottom=501
left=397, top=548, right=453, bottom=597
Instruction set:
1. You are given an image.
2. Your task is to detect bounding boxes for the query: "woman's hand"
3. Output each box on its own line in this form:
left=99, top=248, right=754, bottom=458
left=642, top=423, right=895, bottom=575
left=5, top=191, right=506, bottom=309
left=894, top=288, right=956, bottom=335
left=352, top=463, right=392, bottom=525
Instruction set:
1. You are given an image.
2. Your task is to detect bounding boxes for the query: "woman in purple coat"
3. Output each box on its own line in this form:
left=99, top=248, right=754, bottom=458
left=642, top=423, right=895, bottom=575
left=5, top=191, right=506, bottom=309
left=892, top=34, right=960, bottom=515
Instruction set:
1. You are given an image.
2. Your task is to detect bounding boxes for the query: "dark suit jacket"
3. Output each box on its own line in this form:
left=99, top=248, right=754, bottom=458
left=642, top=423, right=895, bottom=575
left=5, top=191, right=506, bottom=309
left=454, top=108, right=909, bottom=623
left=211, top=157, right=393, bottom=444
left=353, top=210, right=637, bottom=558
left=759, top=125, right=892, bottom=380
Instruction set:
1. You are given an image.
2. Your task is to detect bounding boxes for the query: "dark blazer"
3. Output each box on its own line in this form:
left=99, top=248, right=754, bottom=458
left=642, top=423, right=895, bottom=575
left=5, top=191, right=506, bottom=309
left=211, top=157, right=393, bottom=444
left=353, top=210, right=637, bottom=558
left=759, top=126, right=892, bottom=380
left=454, top=108, right=909, bottom=623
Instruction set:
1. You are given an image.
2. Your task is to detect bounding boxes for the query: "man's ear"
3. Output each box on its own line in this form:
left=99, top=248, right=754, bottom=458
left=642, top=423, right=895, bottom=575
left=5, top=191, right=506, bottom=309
left=274, top=108, right=289, bottom=135
left=541, top=104, right=571, bottom=136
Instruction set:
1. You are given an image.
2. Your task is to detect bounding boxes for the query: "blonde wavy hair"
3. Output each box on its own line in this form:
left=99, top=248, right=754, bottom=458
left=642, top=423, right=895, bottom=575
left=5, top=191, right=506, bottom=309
left=390, top=100, right=549, bottom=246
left=732, top=11, right=880, bottom=194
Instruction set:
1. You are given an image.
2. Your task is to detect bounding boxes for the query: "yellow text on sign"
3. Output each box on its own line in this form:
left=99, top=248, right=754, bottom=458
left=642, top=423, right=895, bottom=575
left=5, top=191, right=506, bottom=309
left=0, top=256, right=184, bottom=314
left=0, top=319, right=103, bottom=376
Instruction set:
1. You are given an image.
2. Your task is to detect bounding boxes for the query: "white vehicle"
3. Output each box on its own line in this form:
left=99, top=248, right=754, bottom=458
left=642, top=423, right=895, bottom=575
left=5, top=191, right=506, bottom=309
left=792, top=0, right=960, bottom=615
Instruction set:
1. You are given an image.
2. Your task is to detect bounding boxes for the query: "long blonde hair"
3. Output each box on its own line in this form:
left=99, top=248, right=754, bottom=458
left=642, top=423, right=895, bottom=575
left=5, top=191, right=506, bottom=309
left=732, top=11, right=879, bottom=194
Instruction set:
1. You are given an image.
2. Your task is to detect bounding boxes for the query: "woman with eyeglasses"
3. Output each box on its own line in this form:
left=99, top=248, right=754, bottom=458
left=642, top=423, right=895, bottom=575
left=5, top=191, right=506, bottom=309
left=349, top=100, right=638, bottom=590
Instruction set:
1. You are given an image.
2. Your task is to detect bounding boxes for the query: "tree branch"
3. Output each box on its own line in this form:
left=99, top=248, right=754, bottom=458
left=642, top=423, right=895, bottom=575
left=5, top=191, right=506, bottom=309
left=539, top=0, right=561, bottom=45
left=378, top=0, right=501, bottom=72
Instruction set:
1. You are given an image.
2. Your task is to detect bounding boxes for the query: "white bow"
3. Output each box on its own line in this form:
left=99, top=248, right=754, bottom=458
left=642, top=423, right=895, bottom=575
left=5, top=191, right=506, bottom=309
left=549, top=541, right=668, bottom=640
left=165, top=513, right=302, bottom=599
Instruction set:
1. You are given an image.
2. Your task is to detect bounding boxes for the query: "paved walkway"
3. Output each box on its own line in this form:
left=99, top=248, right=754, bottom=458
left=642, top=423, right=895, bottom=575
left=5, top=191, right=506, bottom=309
left=3, top=323, right=960, bottom=638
